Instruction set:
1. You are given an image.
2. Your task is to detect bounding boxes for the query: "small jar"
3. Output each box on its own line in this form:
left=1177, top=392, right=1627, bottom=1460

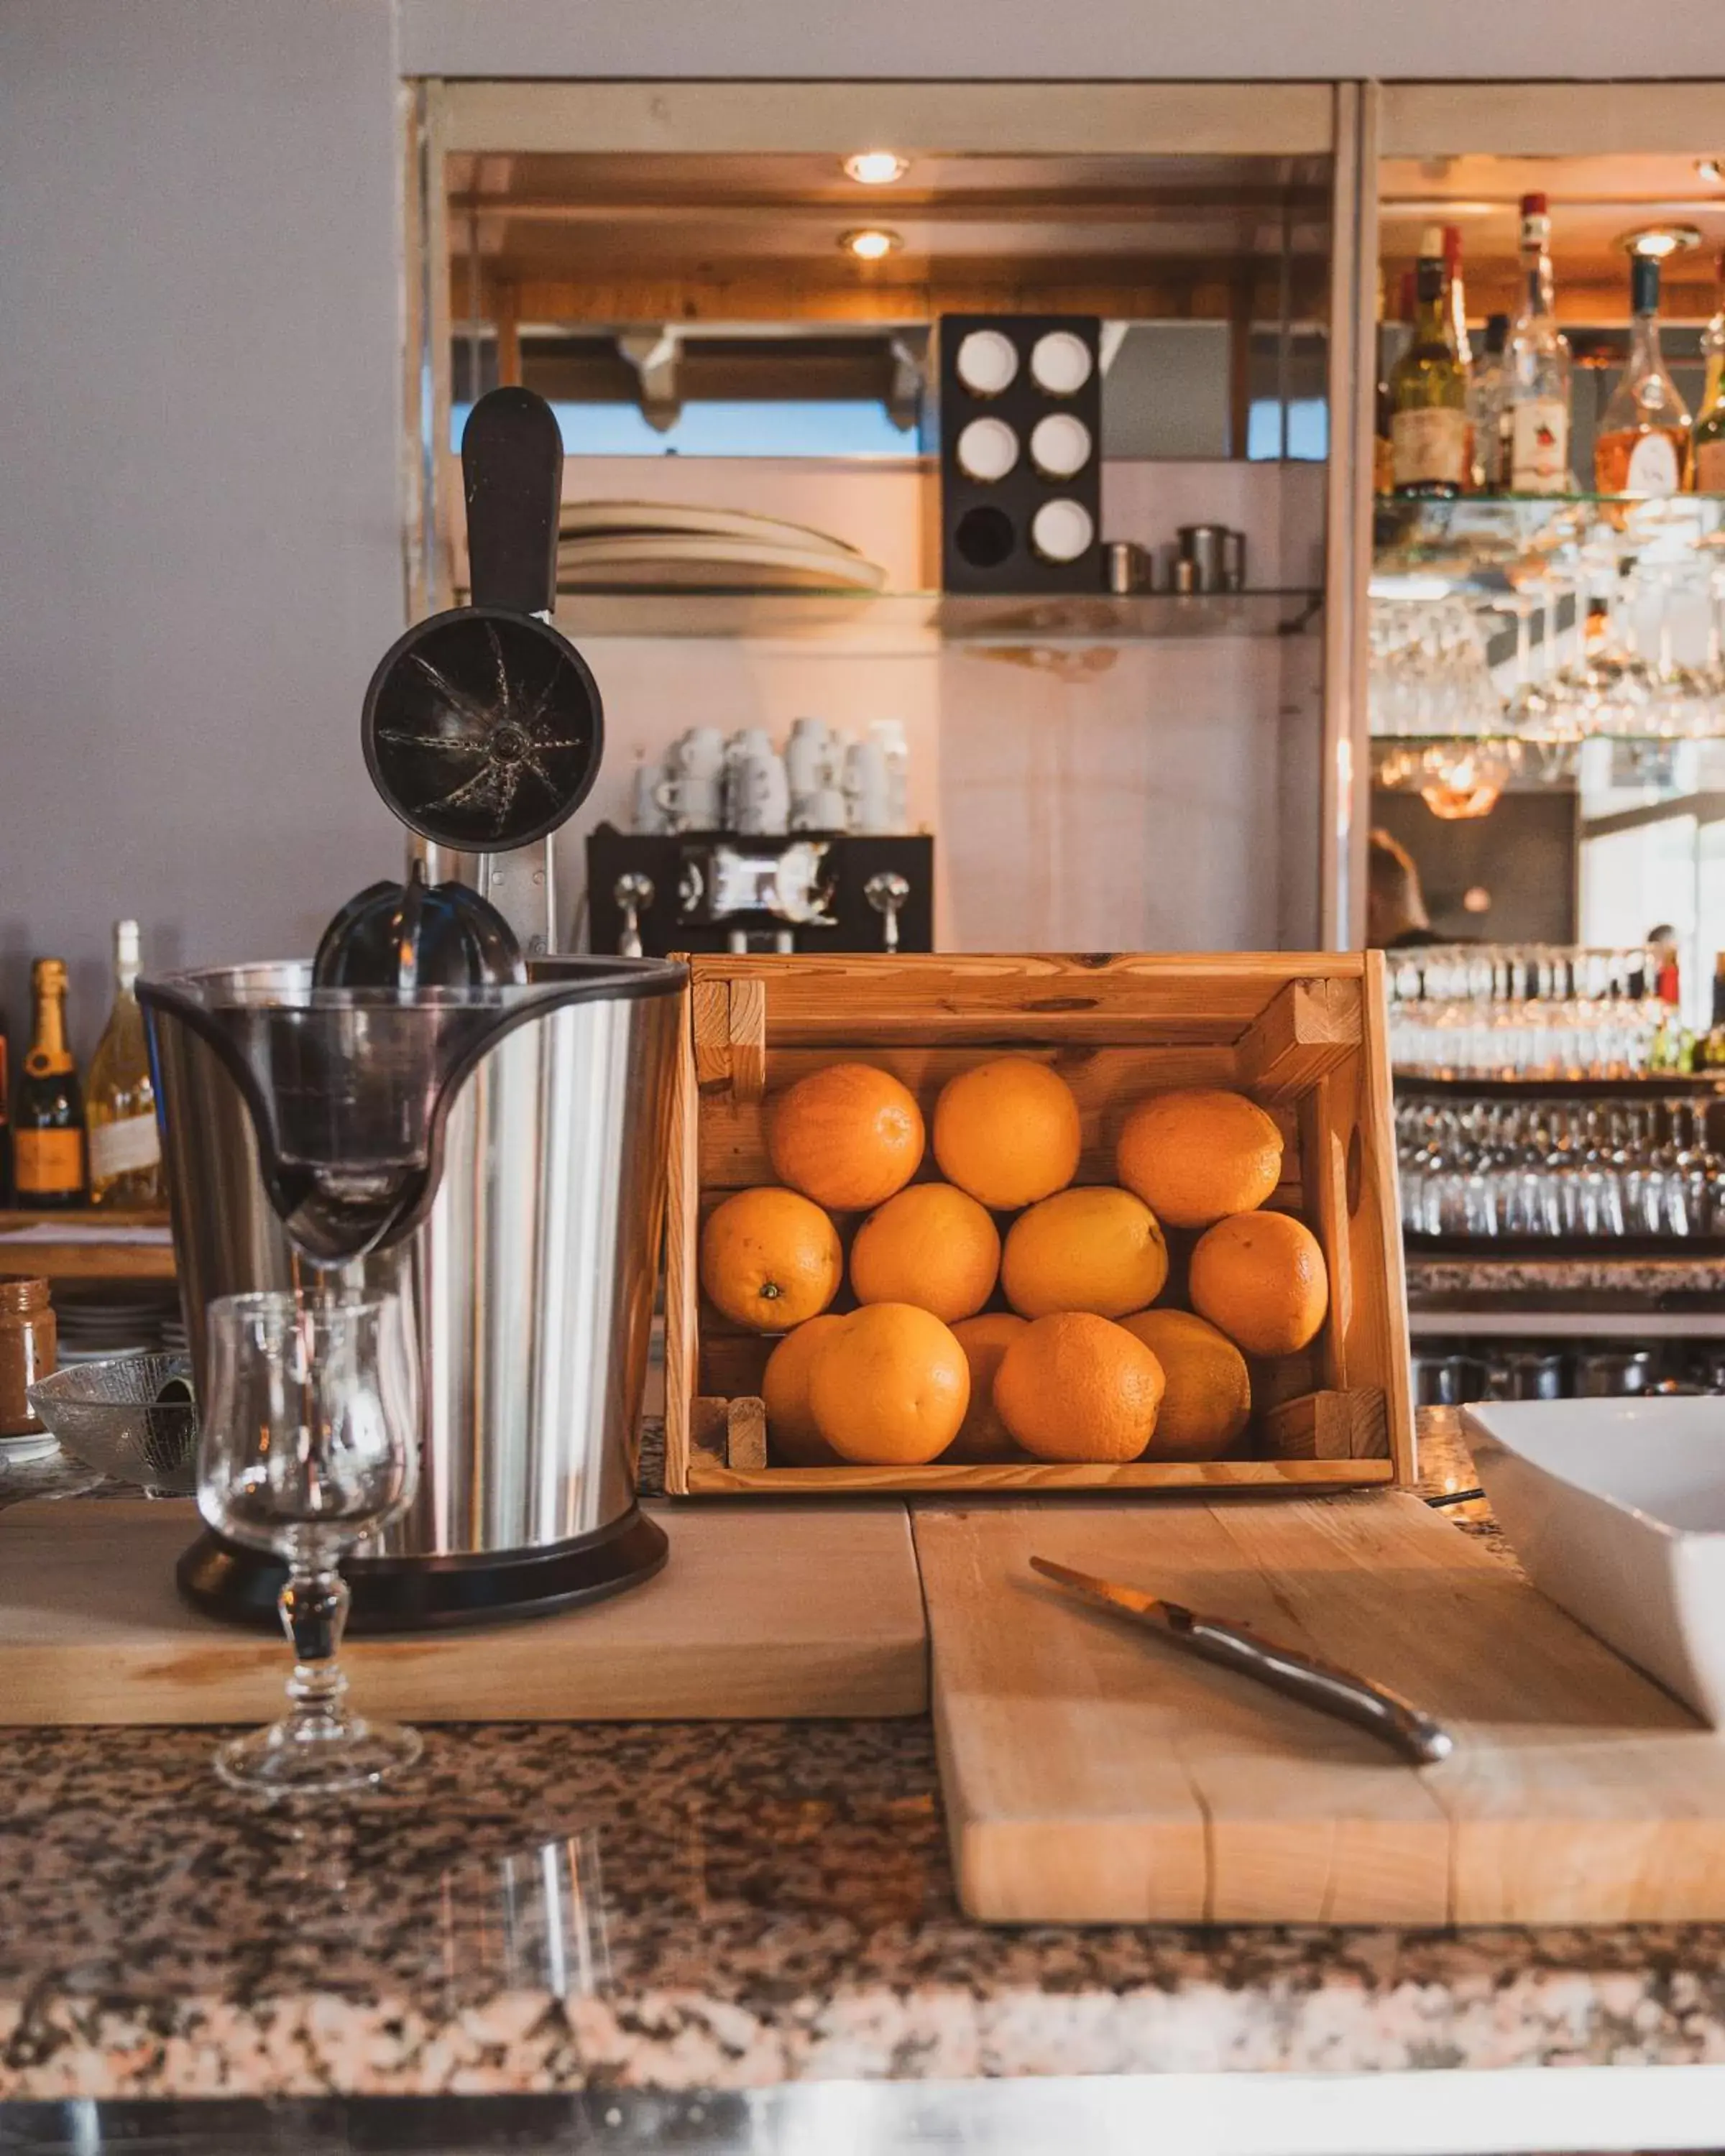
left=0, top=1278, right=57, bottom=1437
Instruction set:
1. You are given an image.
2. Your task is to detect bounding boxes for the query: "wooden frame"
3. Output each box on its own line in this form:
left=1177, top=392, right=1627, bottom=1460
left=664, top=952, right=1414, bottom=1498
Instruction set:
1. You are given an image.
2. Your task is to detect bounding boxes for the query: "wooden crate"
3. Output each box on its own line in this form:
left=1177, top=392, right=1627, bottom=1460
left=664, top=954, right=1412, bottom=1498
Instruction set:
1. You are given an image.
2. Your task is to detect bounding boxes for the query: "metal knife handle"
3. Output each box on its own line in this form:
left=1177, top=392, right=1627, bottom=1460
left=1179, top=1615, right=1453, bottom=1766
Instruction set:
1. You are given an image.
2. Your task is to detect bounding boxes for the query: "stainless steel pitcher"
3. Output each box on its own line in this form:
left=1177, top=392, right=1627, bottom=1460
left=139, top=957, right=685, bottom=1628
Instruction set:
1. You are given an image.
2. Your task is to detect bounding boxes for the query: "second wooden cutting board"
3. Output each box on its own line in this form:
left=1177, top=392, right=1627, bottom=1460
left=916, top=1493, right=1725, bottom=1926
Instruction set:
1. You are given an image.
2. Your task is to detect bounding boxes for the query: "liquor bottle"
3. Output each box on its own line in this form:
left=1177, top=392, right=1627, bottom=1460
left=1389, top=229, right=1470, bottom=499
left=1372, top=267, right=1395, bottom=495
left=86, top=919, right=162, bottom=1207
left=1702, top=954, right=1725, bottom=1069
left=1593, top=256, right=1691, bottom=497
left=1442, top=225, right=1473, bottom=369
left=0, top=1021, right=9, bottom=1206
left=1701, top=252, right=1725, bottom=420
left=1469, top=313, right=1510, bottom=491
left=13, top=959, right=86, bottom=1210
left=1504, top=193, right=1572, bottom=495
left=1695, top=255, right=1725, bottom=494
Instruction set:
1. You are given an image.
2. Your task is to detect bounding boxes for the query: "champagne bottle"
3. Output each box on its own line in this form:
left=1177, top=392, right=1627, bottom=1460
left=14, top=959, right=85, bottom=1210
left=1593, top=256, right=1690, bottom=497
left=86, top=920, right=162, bottom=1207
left=1389, top=230, right=1470, bottom=499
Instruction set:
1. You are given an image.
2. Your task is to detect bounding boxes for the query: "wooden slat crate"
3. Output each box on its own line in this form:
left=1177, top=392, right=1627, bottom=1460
left=664, top=954, right=1412, bottom=1498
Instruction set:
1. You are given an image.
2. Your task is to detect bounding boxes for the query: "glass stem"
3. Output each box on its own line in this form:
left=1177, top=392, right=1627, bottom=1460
left=277, top=1558, right=351, bottom=1738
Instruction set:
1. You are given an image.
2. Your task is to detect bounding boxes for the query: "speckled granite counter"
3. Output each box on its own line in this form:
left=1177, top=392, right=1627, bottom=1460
left=2, top=1413, right=1724, bottom=2109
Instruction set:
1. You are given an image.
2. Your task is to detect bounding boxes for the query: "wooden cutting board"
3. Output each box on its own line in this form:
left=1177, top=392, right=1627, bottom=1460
left=0, top=1498, right=926, bottom=1723
left=916, top=1493, right=1725, bottom=1926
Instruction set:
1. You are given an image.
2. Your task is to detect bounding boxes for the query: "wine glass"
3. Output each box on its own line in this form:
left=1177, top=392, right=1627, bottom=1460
left=198, top=1289, right=422, bottom=1795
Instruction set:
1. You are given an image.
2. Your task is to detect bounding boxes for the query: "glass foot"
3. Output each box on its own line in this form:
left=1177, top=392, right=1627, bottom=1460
left=215, top=1713, right=422, bottom=1796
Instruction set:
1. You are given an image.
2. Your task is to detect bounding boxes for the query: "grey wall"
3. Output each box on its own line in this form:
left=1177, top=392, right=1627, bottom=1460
left=398, top=0, right=1725, bottom=80
left=0, top=0, right=405, bottom=1056
left=4, top=0, right=1721, bottom=1058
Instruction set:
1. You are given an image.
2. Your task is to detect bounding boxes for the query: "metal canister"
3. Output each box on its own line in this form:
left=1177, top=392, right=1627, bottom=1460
left=1176, top=522, right=1230, bottom=594
left=1104, top=540, right=1154, bottom=594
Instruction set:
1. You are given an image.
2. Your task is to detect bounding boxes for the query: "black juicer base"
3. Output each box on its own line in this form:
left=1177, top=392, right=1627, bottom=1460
left=176, top=1506, right=669, bottom=1633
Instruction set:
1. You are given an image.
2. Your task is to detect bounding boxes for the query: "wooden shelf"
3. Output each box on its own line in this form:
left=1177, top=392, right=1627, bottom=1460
left=0, top=1209, right=176, bottom=1283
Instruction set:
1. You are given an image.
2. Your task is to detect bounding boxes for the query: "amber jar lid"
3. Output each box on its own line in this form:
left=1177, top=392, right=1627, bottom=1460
left=0, top=1277, right=50, bottom=1315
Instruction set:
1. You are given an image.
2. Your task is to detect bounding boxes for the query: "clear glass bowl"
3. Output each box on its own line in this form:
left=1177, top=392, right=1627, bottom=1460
left=26, top=1353, right=199, bottom=1496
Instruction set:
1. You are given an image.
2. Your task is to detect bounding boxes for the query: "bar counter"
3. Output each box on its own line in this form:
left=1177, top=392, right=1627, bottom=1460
left=4, top=1414, right=1725, bottom=2142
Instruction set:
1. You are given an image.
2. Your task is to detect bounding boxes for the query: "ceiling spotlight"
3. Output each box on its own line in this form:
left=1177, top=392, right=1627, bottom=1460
left=844, top=151, right=908, bottom=186
left=840, top=227, right=902, bottom=262
left=1696, top=158, right=1725, bottom=186
left=1616, top=223, right=1704, bottom=260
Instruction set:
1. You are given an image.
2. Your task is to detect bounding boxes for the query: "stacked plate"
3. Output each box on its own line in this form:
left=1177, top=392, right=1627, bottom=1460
left=52, top=1286, right=185, bottom=1365
left=556, top=501, right=887, bottom=594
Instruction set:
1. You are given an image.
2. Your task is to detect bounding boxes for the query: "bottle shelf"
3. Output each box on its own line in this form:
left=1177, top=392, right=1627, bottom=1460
left=1394, top=1072, right=1725, bottom=1100
left=547, top=586, right=1322, bottom=646
left=1372, top=491, right=1725, bottom=592
left=0, top=1209, right=175, bottom=1282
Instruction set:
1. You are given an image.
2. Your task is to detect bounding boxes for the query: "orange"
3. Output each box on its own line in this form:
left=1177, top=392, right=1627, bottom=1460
left=944, top=1312, right=1029, bottom=1462
left=1000, top=1185, right=1168, bottom=1319
left=767, top=1061, right=925, bottom=1211
left=993, top=1312, right=1165, bottom=1463
left=809, top=1303, right=970, bottom=1465
left=1118, top=1307, right=1251, bottom=1460
left=762, top=1314, right=849, bottom=1465
left=699, top=1185, right=842, bottom=1332
left=1189, top=1210, right=1329, bottom=1358
left=932, top=1056, right=1082, bottom=1210
left=1116, top=1087, right=1284, bottom=1229
left=850, top=1182, right=1000, bottom=1324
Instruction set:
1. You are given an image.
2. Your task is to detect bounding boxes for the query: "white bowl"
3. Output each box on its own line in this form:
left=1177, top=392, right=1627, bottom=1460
left=1463, top=1395, right=1725, bottom=1726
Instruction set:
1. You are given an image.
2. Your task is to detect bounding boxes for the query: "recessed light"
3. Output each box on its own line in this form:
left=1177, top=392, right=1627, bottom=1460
left=840, top=227, right=901, bottom=262
left=843, top=151, right=908, bottom=186
left=1696, top=158, right=1725, bottom=186
left=1616, top=223, right=1704, bottom=260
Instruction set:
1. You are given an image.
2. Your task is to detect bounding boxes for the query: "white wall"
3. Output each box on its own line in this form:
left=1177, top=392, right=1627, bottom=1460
left=0, top=0, right=405, bottom=1054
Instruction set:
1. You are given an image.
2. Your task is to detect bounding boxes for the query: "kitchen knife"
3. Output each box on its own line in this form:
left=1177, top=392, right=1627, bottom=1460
left=1028, top=1555, right=1453, bottom=1766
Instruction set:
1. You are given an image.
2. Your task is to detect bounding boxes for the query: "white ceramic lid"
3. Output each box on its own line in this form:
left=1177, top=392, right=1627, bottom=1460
left=1029, top=330, right=1093, bottom=396
left=956, top=416, right=1021, bottom=483
left=1030, top=497, right=1095, bottom=563
left=954, top=328, right=1019, bottom=397
left=1029, top=412, right=1092, bottom=479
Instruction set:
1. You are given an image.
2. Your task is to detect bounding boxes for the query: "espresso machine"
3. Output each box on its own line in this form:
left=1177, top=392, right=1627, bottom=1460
left=141, top=390, right=686, bottom=1629
left=586, top=824, right=935, bottom=957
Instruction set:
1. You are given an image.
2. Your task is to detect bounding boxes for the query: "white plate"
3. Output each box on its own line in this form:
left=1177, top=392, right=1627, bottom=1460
left=556, top=534, right=888, bottom=594
left=1463, top=1395, right=1725, bottom=1725
left=557, top=499, right=865, bottom=558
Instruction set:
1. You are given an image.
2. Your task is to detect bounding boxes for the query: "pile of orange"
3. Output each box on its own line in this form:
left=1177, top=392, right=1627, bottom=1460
left=696, top=1056, right=1329, bottom=1468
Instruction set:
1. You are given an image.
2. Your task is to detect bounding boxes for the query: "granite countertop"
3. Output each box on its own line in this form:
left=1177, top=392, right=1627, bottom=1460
left=2, top=1413, right=1724, bottom=2108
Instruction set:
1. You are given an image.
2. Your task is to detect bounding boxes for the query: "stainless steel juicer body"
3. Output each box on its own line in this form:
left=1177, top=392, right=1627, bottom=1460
left=140, top=957, right=685, bottom=1628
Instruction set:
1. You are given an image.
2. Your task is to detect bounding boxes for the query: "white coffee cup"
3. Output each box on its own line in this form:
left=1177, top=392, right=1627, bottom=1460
left=786, top=718, right=832, bottom=798
left=791, top=785, right=849, bottom=832
left=654, top=773, right=724, bottom=830
left=670, top=726, right=727, bottom=780
left=726, top=747, right=790, bottom=835
left=845, top=738, right=893, bottom=836
left=631, top=761, right=669, bottom=834
left=867, top=719, right=910, bottom=832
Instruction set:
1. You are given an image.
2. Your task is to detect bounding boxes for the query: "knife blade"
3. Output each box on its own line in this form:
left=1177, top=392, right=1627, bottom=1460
left=1028, top=1555, right=1453, bottom=1767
